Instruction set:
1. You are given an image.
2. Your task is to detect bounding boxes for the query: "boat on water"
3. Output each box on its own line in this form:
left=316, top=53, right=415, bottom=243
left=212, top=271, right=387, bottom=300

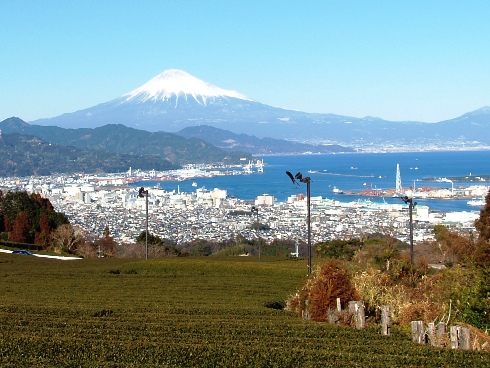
left=332, top=186, right=343, bottom=194
left=467, top=198, right=485, bottom=206
left=192, top=182, right=198, bottom=187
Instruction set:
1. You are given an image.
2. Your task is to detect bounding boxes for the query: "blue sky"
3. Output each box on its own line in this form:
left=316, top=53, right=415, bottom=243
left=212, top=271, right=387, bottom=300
left=1, top=1, right=489, bottom=123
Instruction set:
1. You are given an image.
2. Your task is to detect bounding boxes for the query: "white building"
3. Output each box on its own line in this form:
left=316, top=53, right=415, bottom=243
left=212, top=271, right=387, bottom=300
left=255, top=194, right=274, bottom=206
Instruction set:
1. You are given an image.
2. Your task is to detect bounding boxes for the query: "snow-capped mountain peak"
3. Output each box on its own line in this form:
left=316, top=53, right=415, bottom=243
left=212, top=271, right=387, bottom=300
left=123, top=69, right=252, bottom=104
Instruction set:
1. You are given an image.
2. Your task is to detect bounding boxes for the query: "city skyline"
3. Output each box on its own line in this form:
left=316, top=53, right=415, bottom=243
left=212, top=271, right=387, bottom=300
left=1, top=1, right=490, bottom=124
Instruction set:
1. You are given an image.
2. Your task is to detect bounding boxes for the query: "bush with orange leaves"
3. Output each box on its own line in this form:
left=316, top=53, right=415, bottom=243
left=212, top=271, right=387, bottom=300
left=286, top=258, right=359, bottom=322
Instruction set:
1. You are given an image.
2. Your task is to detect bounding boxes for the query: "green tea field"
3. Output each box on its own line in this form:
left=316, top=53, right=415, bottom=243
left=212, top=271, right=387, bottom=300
left=1, top=254, right=488, bottom=367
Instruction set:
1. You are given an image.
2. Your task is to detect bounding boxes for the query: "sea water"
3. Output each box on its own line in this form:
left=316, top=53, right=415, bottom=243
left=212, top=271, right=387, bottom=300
left=135, top=151, right=490, bottom=213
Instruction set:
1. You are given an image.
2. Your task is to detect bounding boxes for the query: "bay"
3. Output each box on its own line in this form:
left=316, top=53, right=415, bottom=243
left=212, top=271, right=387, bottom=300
left=135, top=151, right=490, bottom=213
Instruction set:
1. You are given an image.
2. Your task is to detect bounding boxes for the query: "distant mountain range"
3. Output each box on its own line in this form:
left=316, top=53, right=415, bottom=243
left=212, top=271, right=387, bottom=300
left=177, top=125, right=353, bottom=154
left=0, top=117, right=352, bottom=163
left=0, top=117, right=259, bottom=176
left=0, top=129, right=176, bottom=177
left=29, top=69, right=490, bottom=150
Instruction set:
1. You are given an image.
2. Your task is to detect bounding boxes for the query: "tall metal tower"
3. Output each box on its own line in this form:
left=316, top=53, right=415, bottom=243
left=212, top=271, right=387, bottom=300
left=395, top=163, right=402, bottom=194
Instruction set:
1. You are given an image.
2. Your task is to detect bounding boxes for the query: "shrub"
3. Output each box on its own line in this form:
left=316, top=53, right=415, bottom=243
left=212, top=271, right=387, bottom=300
left=264, top=301, right=285, bottom=310
left=352, top=268, right=411, bottom=323
left=314, top=238, right=362, bottom=260
left=397, top=301, right=445, bottom=325
left=286, top=259, right=359, bottom=322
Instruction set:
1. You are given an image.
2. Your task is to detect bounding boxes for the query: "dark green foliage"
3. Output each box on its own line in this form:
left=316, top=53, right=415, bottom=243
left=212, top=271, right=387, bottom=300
left=264, top=301, right=286, bottom=309
left=354, top=235, right=400, bottom=268
left=446, top=268, right=490, bottom=330
left=136, top=231, right=181, bottom=256
left=314, top=238, right=362, bottom=260
left=249, top=221, right=269, bottom=231
left=160, top=237, right=300, bottom=258
left=0, top=239, right=43, bottom=251
left=136, top=231, right=170, bottom=246
left=0, top=119, right=254, bottom=167
left=0, top=132, right=176, bottom=176
left=367, top=237, right=399, bottom=265
left=0, top=190, right=69, bottom=246
left=182, top=238, right=213, bottom=256
left=261, top=238, right=296, bottom=257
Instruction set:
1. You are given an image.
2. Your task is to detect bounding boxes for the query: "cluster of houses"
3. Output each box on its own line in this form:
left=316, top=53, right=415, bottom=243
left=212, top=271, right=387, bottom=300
left=0, top=173, right=485, bottom=247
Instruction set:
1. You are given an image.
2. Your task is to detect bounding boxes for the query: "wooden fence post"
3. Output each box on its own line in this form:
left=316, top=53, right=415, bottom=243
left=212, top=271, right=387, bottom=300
left=411, top=321, right=425, bottom=344
left=437, top=322, right=446, bottom=338
left=348, top=301, right=365, bottom=330
left=348, top=301, right=356, bottom=314
left=356, top=303, right=365, bottom=330
left=450, top=325, right=471, bottom=350
left=450, top=326, right=459, bottom=349
left=459, top=327, right=471, bottom=350
left=336, top=297, right=341, bottom=312
left=427, top=322, right=437, bottom=346
left=327, top=309, right=340, bottom=325
left=381, top=306, right=391, bottom=336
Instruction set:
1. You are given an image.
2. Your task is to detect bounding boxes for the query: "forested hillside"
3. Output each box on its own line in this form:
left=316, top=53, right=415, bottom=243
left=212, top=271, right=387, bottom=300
left=0, top=131, right=176, bottom=176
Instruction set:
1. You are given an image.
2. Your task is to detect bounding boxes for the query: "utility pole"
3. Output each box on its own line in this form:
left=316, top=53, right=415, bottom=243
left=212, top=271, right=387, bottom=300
left=402, top=196, right=417, bottom=265
left=304, top=177, right=311, bottom=276
left=286, top=171, right=312, bottom=276
left=251, top=206, right=260, bottom=261
left=138, top=187, right=149, bottom=260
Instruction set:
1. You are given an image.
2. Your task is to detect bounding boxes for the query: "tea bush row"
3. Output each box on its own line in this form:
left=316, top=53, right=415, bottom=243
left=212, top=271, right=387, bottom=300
left=1, top=254, right=490, bottom=366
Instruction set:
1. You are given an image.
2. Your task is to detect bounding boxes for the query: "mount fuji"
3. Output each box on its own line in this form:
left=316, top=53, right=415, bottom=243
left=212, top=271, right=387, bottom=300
left=124, top=69, right=252, bottom=103
left=32, top=69, right=313, bottom=136
left=30, top=69, right=490, bottom=148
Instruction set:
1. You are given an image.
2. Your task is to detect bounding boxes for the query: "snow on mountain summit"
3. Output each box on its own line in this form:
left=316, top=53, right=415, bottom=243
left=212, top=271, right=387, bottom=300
left=124, top=69, right=252, bottom=104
